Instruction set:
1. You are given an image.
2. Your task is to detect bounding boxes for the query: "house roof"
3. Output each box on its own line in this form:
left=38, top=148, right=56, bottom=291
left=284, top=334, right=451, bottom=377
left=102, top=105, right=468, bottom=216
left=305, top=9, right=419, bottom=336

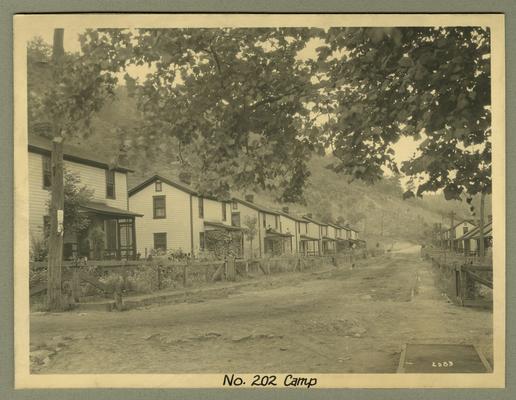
left=233, top=197, right=281, bottom=215
left=302, top=215, right=328, bottom=226
left=80, top=201, right=143, bottom=217
left=447, top=219, right=476, bottom=232
left=457, top=221, right=493, bottom=241
left=128, top=173, right=224, bottom=202
left=28, top=134, right=133, bottom=173
left=129, top=174, right=196, bottom=197
left=277, top=211, right=306, bottom=222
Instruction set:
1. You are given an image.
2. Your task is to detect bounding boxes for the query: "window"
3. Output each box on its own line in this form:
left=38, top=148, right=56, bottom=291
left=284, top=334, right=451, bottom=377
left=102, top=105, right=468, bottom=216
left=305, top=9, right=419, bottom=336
left=222, top=203, right=227, bottom=221
left=198, top=197, right=204, bottom=218
left=106, top=169, right=116, bottom=199
left=463, top=226, right=469, bottom=234
left=275, top=215, right=279, bottom=229
left=153, top=233, right=167, bottom=250
left=199, top=232, right=205, bottom=251
left=298, top=222, right=300, bottom=233
left=231, top=212, right=241, bottom=227
left=263, top=214, right=266, bottom=228
left=42, top=155, right=52, bottom=189
left=155, top=180, right=162, bottom=192
left=232, top=201, right=238, bottom=210
left=153, top=196, right=166, bottom=218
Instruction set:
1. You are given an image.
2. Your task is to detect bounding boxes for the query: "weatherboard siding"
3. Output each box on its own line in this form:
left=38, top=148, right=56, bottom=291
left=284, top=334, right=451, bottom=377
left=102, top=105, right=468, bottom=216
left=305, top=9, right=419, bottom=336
left=129, top=182, right=192, bottom=256
left=29, top=151, right=129, bottom=239
left=232, top=202, right=262, bottom=258
left=279, top=215, right=298, bottom=254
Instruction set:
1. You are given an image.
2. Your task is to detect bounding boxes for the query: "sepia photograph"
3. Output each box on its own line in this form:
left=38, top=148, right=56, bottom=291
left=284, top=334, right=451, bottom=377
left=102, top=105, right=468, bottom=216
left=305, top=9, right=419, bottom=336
left=13, top=13, right=505, bottom=388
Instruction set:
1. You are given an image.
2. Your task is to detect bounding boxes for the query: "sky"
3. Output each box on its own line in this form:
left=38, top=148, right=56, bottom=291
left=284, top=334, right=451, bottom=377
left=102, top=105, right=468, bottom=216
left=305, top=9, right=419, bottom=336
left=31, top=28, right=422, bottom=167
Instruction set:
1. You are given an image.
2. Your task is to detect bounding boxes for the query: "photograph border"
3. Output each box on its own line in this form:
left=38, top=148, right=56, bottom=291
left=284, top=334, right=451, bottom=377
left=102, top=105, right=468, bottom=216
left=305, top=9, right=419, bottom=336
left=2, top=1, right=515, bottom=399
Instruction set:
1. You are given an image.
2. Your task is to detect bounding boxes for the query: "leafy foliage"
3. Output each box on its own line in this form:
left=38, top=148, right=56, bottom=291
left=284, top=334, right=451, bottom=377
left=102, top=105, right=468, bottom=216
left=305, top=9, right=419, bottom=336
left=315, top=27, right=491, bottom=199
left=78, top=28, right=322, bottom=199
left=59, top=170, right=94, bottom=233
left=27, top=35, right=118, bottom=139
left=28, top=27, right=492, bottom=202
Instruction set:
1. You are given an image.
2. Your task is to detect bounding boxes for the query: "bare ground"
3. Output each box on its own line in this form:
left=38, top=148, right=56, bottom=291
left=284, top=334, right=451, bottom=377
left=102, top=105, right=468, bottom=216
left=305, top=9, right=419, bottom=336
left=29, top=246, right=492, bottom=373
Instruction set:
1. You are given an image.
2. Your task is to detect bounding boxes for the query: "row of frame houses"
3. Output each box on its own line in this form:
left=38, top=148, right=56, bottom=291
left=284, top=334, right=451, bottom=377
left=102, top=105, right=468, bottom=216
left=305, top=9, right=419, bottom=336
left=440, top=218, right=493, bottom=256
left=129, top=175, right=363, bottom=259
left=28, top=135, right=363, bottom=261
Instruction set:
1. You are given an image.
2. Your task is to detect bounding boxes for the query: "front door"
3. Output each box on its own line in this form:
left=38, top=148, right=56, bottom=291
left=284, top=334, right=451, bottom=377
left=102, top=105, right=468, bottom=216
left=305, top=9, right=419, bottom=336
left=105, top=219, right=118, bottom=259
left=118, top=219, right=134, bottom=259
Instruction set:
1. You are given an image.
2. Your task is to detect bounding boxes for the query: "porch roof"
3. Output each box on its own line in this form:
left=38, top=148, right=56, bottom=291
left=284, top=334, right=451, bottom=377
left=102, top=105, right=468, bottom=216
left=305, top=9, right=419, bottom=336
left=80, top=201, right=143, bottom=218
left=204, top=221, right=243, bottom=231
left=300, top=234, right=320, bottom=241
left=265, top=228, right=293, bottom=238
left=322, top=236, right=337, bottom=241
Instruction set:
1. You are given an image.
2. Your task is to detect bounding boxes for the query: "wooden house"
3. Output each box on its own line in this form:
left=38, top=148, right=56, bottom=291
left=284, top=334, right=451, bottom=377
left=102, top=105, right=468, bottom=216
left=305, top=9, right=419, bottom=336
left=335, top=225, right=351, bottom=252
left=443, top=220, right=477, bottom=251
left=301, top=214, right=323, bottom=256
left=28, top=135, right=141, bottom=260
left=231, top=195, right=293, bottom=257
left=128, top=174, right=241, bottom=258
left=277, top=207, right=305, bottom=255
left=457, top=219, right=493, bottom=256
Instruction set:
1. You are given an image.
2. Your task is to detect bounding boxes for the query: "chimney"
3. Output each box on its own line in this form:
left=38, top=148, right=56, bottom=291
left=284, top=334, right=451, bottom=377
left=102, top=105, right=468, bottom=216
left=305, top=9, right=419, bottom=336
left=245, top=194, right=254, bottom=203
left=282, top=206, right=289, bottom=214
left=178, top=171, right=191, bottom=185
left=306, top=213, right=312, bottom=219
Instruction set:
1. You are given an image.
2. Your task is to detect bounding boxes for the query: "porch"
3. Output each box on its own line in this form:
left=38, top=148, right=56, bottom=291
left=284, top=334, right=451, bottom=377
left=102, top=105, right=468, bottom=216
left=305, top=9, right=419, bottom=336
left=65, top=201, right=143, bottom=261
left=264, top=229, right=293, bottom=256
left=203, top=221, right=244, bottom=258
left=299, top=234, right=320, bottom=256
left=321, top=236, right=337, bottom=254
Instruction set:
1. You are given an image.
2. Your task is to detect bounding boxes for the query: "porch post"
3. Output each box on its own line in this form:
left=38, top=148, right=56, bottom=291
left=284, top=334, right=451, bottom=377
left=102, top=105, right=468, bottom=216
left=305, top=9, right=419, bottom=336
left=132, top=217, right=137, bottom=260
left=116, top=219, right=122, bottom=260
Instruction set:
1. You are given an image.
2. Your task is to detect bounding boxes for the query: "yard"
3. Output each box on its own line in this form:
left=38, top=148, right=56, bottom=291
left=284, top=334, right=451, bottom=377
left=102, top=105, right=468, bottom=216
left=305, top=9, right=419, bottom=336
left=29, top=244, right=492, bottom=373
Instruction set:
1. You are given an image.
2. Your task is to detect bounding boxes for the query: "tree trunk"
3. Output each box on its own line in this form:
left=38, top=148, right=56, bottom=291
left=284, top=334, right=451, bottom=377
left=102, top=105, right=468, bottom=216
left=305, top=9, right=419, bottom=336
left=46, top=28, right=65, bottom=311
left=479, top=192, right=486, bottom=260
left=46, top=137, right=64, bottom=311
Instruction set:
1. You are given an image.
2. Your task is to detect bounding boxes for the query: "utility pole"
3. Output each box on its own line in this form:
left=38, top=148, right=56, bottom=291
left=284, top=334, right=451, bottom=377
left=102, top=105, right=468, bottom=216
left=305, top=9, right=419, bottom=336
left=478, top=192, right=486, bottom=261
left=46, top=28, right=65, bottom=311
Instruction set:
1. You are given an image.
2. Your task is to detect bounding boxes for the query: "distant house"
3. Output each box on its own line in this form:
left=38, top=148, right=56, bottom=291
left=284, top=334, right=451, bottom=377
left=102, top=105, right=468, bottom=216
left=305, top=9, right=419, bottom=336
left=28, top=135, right=141, bottom=260
left=457, top=219, right=493, bottom=256
left=443, top=220, right=476, bottom=251
left=335, top=225, right=351, bottom=252
left=128, top=174, right=241, bottom=258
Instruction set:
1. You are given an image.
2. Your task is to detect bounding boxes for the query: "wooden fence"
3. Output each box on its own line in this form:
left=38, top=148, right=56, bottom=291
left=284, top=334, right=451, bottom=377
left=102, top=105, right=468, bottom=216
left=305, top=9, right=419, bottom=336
left=29, top=248, right=377, bottom=306
left=422, top=247, right=492, bottom=308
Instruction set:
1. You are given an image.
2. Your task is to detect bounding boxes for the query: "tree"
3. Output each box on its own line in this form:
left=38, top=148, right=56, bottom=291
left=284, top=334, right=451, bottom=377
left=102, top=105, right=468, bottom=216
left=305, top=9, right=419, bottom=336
left=62, top=171, right=94, bottom=233
left=78, top=28, right=322, bottom=200
left=28, top=31, right=120, bottom=311
left=315, top=27, right=491, bottom=201
left=242, top=215, right=258, bottom=259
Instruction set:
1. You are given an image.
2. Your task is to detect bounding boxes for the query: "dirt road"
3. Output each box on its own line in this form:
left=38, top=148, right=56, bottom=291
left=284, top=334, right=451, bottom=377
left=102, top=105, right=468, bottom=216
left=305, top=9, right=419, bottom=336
left=30, top=247, right=492, bottom=373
